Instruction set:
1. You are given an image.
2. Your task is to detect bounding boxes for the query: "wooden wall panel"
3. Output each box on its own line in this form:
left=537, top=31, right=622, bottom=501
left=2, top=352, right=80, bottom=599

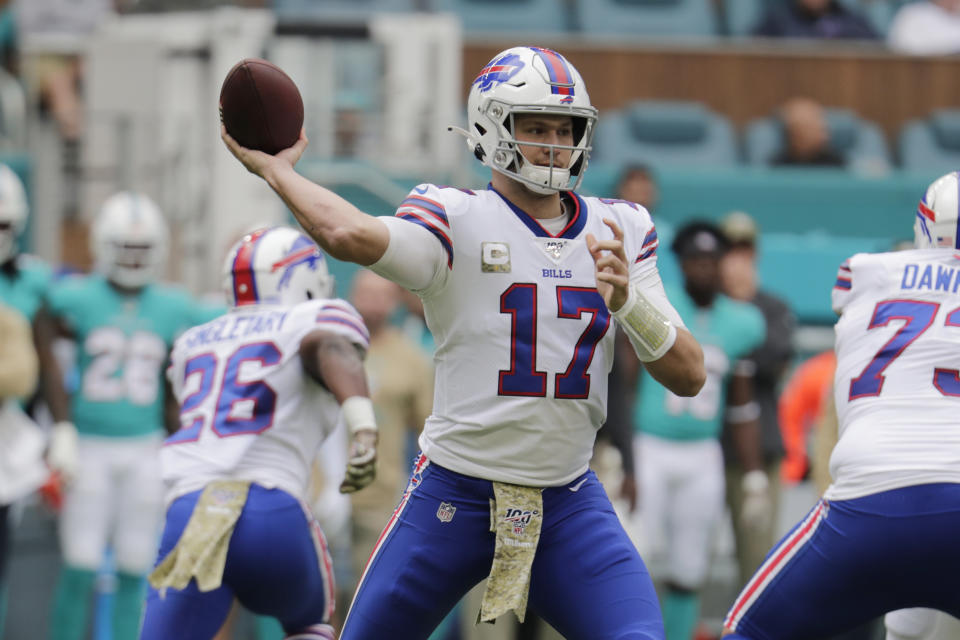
left=464, top=42, right=960, bottom=138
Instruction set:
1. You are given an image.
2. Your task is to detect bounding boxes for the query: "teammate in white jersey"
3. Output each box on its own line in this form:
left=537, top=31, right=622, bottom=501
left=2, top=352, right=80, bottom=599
left=223, top=46, right=705, bottom=640
left=723, top=171, right=960, bottom=640
left=139, top=226, right=378, bottom=640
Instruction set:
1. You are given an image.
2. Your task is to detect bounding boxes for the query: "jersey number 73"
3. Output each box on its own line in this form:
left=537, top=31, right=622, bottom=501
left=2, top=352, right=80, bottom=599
left=849, top=300, right=960, bottom=399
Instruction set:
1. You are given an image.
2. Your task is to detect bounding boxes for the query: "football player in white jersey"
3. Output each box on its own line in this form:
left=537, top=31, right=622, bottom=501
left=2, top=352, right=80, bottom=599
left=139, top=226, right=378, bottom=640
left=722, top=171, right=960, bottom=639
left=223, top=46, right=705, bottom=640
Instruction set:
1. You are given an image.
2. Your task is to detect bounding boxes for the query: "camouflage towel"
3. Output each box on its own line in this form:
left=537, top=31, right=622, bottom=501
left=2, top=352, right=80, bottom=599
left=478, top=482, right=543, bottom=624
left=148, top=480, right=251, bottom=595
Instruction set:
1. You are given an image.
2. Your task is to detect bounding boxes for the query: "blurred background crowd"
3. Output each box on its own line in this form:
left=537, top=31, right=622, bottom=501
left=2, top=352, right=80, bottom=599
left=2, top=0, right=960, bottom=639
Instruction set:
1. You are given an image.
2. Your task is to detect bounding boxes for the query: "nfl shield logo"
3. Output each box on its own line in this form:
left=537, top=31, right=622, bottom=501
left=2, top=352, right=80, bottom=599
left=436, top=502, right=456, bottom=523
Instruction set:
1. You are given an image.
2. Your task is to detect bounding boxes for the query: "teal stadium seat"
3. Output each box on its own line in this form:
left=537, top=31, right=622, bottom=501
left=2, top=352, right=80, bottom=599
left=846, top=0, right=898, bottom=36
left=432, top=0, right=569, bottom=33
left=899, top=110, right=960, bottom=174
left=722, top=0, right=764, bottom=36
left=592, top=100, right=738, bottom=169
left=576, top=0, right=719, bottom=39
left=575, top=0, right=717, bottom=37
left=744, top=107, right=890, bottom=171
left=272, top=0, right=414, bottom=26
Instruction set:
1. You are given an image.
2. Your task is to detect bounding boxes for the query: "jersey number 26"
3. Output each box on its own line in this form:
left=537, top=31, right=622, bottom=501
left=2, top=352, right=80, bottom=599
left=166, top=342, right=281, bottom=444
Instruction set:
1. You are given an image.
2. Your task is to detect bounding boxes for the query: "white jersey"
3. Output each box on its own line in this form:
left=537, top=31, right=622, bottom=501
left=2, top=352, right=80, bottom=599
left=826, top=249, right=960, bottom=500
left=372, top=183, right=682, bottom=486
left=160, top=298, right=369, bottom=504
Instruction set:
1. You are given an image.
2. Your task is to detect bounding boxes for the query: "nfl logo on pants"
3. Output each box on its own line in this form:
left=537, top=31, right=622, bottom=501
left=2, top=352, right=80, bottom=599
left=436, top=502, right=456, bottom=523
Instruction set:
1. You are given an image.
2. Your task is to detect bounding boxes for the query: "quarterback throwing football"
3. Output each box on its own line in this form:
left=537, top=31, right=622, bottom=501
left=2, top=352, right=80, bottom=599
left=224, top=46, right=705, bottom=640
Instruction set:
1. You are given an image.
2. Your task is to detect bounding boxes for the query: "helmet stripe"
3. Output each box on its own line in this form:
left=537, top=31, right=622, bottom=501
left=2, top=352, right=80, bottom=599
left=530, top=47, right=573, bottom=96
left=232, top=228, right=268, bottom=305
left=271, top=246, right=320, bottom=271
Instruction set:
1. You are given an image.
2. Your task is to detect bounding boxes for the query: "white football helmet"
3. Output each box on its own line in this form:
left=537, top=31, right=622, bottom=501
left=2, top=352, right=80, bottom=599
left=222, top=226, right=333, bottom=307
left=915, top=172, right=960, bottom=249
left=0, top=165, right=28, bottom=263
left=91, top=192, right=169, bottom=289
left=451, top=46, right=598, bottom=194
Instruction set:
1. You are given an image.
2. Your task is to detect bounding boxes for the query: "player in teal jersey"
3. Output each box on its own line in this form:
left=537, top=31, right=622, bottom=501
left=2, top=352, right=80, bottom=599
left=36, top=192, right=222, bottom=640
left=628, top=222, right=767, bottom=640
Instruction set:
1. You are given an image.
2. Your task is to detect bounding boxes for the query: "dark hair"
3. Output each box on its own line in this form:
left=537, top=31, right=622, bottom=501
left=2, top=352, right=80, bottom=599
left=616, top=164, right=656, bottom=190
left=671, top=220, right=730, bottom=258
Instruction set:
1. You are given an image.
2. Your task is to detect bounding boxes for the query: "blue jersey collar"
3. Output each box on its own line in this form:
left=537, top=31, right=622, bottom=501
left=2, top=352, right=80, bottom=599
left=488, top=184, right=587, bottom=239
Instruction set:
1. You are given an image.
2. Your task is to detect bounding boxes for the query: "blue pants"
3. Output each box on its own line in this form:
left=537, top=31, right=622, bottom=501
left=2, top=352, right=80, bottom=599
left=341, top=457, right=664, bottom=640
left=724, top=483, right=960, bottom=640
left=140, top=484, right=333, bottom=640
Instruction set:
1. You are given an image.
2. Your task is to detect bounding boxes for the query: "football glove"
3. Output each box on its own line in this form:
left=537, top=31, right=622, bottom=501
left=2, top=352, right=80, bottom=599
left=739, top=470, right=772, bottom=533
left=47, top=421, right=79, bottom=483
left=339, top=429, right=377, bottom=494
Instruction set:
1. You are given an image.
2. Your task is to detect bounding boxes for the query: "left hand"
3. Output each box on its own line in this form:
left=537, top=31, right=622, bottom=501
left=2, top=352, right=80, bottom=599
left=620, top=472, right=638, bottom=514
left=586, top=218, right=630, bottom=312
left=339, top=428, right=378, bottom=494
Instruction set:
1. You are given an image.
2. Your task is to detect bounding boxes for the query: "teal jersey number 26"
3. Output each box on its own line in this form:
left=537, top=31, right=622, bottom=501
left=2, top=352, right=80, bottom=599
left=47, top=274, right=223, bottom=438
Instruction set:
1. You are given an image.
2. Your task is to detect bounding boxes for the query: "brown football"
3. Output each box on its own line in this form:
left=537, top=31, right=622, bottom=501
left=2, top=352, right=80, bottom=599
left=219, top=58, right=304, bottom=154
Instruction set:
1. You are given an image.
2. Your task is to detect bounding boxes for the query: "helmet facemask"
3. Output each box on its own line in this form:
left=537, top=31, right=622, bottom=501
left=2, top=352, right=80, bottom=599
left=100, top=240, right=166, bottom=289
left=0, top=221, right=19, bottom=264
left=488, top=105, right=595, bottom=195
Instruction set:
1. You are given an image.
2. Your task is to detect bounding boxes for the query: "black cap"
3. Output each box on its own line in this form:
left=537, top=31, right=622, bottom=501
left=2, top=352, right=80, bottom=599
left=671, top=221, right=729, bottom=259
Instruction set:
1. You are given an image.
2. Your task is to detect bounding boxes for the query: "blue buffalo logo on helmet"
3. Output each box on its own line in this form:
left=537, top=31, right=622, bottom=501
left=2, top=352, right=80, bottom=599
left=473, top=52, right=524, bottom=93
left=272, top=234, right=325, bottom=291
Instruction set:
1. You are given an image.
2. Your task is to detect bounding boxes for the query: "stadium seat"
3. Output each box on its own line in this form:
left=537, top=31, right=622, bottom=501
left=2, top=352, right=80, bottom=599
left=722, top=0, right=763, bottom=36
left=743, top=107, right=890, bottom=171
left=852, top=0, right=898, bottom=36
left=272, top=0, right=415, bottom=27
left=591, top=100, right=738, bottom=169
left=899, top=109, right=960, bottom=174
left=574, top=0, right=718, bottom=38
left=432, top=0, right=570, bottom=33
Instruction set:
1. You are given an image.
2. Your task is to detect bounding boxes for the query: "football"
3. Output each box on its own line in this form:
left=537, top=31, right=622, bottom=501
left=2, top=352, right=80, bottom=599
left=219, top=58, right=304, bottom=154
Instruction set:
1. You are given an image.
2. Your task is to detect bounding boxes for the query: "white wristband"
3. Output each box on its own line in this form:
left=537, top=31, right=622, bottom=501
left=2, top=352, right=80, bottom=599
left=742, top=469, right=769, bottom=493
left=726, top=401, right=761, bottom=424
left=612, top=284, right=678, bottom=362
left=341, top=396, right=377, bottom=435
